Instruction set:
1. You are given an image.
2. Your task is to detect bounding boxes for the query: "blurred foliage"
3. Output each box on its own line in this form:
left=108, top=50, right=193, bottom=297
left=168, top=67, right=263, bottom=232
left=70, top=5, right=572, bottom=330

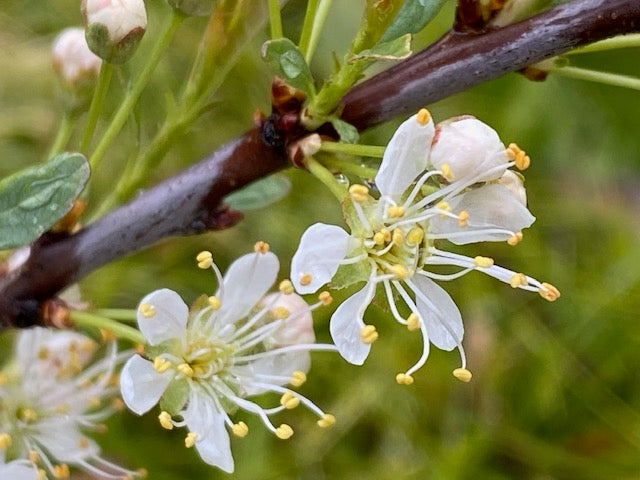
left=2, top=0, right=640, bottom=479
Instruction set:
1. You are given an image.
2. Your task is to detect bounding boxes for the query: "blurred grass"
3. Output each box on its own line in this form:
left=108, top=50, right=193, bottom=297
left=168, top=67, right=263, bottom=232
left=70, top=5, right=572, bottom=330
left=2, top=0, right=640, bottom=478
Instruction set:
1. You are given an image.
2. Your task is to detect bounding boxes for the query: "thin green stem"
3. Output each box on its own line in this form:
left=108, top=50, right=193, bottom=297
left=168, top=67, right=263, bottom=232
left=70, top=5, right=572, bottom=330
left=268, top=0, right=283, bottom=39
left=89, top=11, right=184, bottom=172
left=71, top=310, right=145, bottom=344
left=304, top=0, right=332, bottom=64
left=317, top=155, right=378, bottom=179
left=93, top=308, right=137, bottom=322
left=567, top=33, right=640, bottom=54
left=320, top=141, right=385, bottom=158
left=298, top=0, right=319, bottom=58
left=80, top=62, right=113, bottom=153
left=47, top=112, right=75, bottom=159
left=550, top=66, right=640, bottom=91
left=305, top=155, right=347, bottom=201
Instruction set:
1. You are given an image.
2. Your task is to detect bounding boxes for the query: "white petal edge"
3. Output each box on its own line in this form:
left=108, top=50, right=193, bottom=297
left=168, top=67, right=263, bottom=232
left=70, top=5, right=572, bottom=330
left=410, top=276, right=463, bottom=351
left=329, top=283, right=375, bottom=365
left=0, top=461, right=39, bottom=480
left=217, top=251, right=279, bottom=324
left=120, top=354, right=172, bottom=415
left=291, top=223, right=351, bottom=294
left=376, top=112, right=435, bottom=199
left=137, top=289, right=189, bottom=346
left=430, top=184, right=535, bottom=245
left=183, top=393, right=234, bottom=473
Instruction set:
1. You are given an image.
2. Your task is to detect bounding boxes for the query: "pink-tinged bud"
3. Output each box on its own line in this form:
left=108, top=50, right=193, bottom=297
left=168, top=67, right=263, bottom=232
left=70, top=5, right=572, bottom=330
left=81, top=0, right=147, bottom=63
left=52, top=28, right=102, bottom=89
left=167, top=0, right=215, bottom=16
left=262, top=292, right=316, bottom=348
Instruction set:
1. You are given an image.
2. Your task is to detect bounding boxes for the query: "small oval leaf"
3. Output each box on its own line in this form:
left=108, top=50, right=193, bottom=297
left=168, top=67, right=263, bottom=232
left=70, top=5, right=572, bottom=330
left=0, top=152, right=90, bottom=249
left=380, top=0, right=448, bottom=43
left=262, top=38, right=315, bottom=97
left=224, top=174, right=291, bottom=211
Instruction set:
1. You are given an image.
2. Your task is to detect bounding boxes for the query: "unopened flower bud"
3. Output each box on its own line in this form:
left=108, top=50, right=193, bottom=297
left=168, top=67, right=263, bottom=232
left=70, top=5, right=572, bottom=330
left=52, top=28, right=102, bottom=89
left=81, top=0, right=147, bottom=63
left=167, top=0, right=215, bottom=16
left=262, top=292, right=315, bottom=348
left=497, top=170, right=527, bottom=206
left=430, top=116, right=510, bottom=183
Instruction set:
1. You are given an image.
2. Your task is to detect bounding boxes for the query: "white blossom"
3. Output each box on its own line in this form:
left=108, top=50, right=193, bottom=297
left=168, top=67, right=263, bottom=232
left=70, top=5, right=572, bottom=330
left=52, top=28, right=102, bottom=88
left=120, top=245, right=336, bottom=473
left=291, top=109, right=559, bottom=384
left=0, top=328, right=142, bottom=479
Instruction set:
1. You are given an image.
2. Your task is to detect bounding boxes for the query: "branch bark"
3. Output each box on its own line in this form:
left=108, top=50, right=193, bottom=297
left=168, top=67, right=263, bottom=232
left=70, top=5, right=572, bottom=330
left=1, top=0, right=639, bottom=328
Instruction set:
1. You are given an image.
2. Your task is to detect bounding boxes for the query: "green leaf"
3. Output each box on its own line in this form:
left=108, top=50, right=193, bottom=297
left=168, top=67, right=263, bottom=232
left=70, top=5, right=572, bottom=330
left=380, top=0, right=448, bottom=43
left=0, top=152, right=90, bottom=249
left=159, top=378, right=190, bottom=415
left=349, top=34, right=413, bottom=63
left=330, top=118, right=360, bottom=144
left=224, top=174, right=291, bottom=211
left=261, top=38, right=316, bottom=97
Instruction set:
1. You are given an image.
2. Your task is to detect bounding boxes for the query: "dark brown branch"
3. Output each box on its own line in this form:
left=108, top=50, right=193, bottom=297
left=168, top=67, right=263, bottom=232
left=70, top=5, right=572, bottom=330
left=1, top=0, right=639, bottom=328
left=342, top=0, right=640, bottom=129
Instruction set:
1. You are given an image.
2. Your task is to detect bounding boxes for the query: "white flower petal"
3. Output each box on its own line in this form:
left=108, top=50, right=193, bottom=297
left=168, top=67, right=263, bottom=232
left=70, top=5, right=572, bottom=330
left=218, top=251, right=279, bottom=324
left=0, top=461, right=39, bottom=480
left=429, top=184, right=535, bottom=244
left=137, top=289, right=188, bottom=346
left=120, top=354, right=172, bottom=415
left=376, top=112, right=435, bottom=198
left=34, top=423, right=100, bottom=462
left=183, top=393, right=234, bottom=473
left=430, top=117, right=509, bottom=183
left=238, top=351, right=311, bottom=396
left=291, top=223, right=351, bottom=294
left=329, top=283, right=375, bottom=365
left=411, top=276, right=463, bottom=351
left=262, top=292, right=315, bottom=347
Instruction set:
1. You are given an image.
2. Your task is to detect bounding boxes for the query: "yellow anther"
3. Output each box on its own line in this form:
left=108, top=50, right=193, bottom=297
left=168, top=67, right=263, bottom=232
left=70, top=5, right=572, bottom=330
left=37, top=469, right=47, bottom=480
left=373, top=232, right=386, bottom=245
left=360, top=325, right=379, bottom=344
left=275, top=424, right=294, bottom=440
left=406, top=227, right=424, bottom=245
left=318, top=291, right=333, bottom=305
left=387, top=205, right=405, bottom=218
left=208, top=296, right=221, bottom=310
left=0, top=373, right=6, bottom=385
left=196, top=250, right=213, bottom=269
left=158, top=411, right=174, bottom=430
left=349, top=184, right=370, bottom=203
left=280, top=391, right=300, bottom=409
left=21, top=408, right=38, bottom=422
left=539, top=282, right=561, bottom=302
left=78, top=437, right=90, bottom=449
left=279, top=280, right=294, bottom=295
left=135, top=343, right=145, bottom=355
left=389, top=264, right=410, bottom=280
left=272, top=306, right=290, bottom=319
left=0, top=433, right=12, bottom=450
left=507, top=143, right=530, bottom=170
left=232, top=422, right=249, bottom=438
left=436, top=201, right=450, bottom=212
left=254, top=241, right=270, bottom=253
left=507, top=231, right=523, bottom=246
left=290, top=371, right=307, bottom=387
left=177, top=363, right=194, bottom=378
left=509, top=273, right=528, bottom=288
left=139, top=303, right=155, bottom=318
left=111, top=398, right=125, bottom=411
left=185, top=432, right=198, bottom=448
left=53, top=464, right=70, bottom=479
left=99, top=328, right=116, bottom=342
left=392, top=228, right=404, bottom=245
left=416, top=108, right=431, bottom=126
left=29, top=450, right=40, bottom=463
left=153, top=357, right=172, bottom=373
left=300, top=273, right=312, bottom=286
left=395, top=373, right=414, bottom=385
left=38, top=347, right=50, bottom=360
left=381, top=228, right=391, bottom=242
left=473, top=256, right=494, bottom=268
left=88, top=396, right=101, bottom=408
left=440, top=163, right=453, bottom=180
left=453, top=368, right=473, bottom=382
left=458, top=210, right=469, bottom=227
left=137, top=468, right=149, bottom=479
left=406, top=313, right=421, bottom=331
left=56, top=404, right=70, bottom=414
left=317, top=413, right=336, bottom=428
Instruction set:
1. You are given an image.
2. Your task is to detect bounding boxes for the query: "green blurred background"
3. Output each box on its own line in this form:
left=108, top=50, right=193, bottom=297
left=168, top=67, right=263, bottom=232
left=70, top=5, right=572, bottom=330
left=1, top=0, right=640, bottom=478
